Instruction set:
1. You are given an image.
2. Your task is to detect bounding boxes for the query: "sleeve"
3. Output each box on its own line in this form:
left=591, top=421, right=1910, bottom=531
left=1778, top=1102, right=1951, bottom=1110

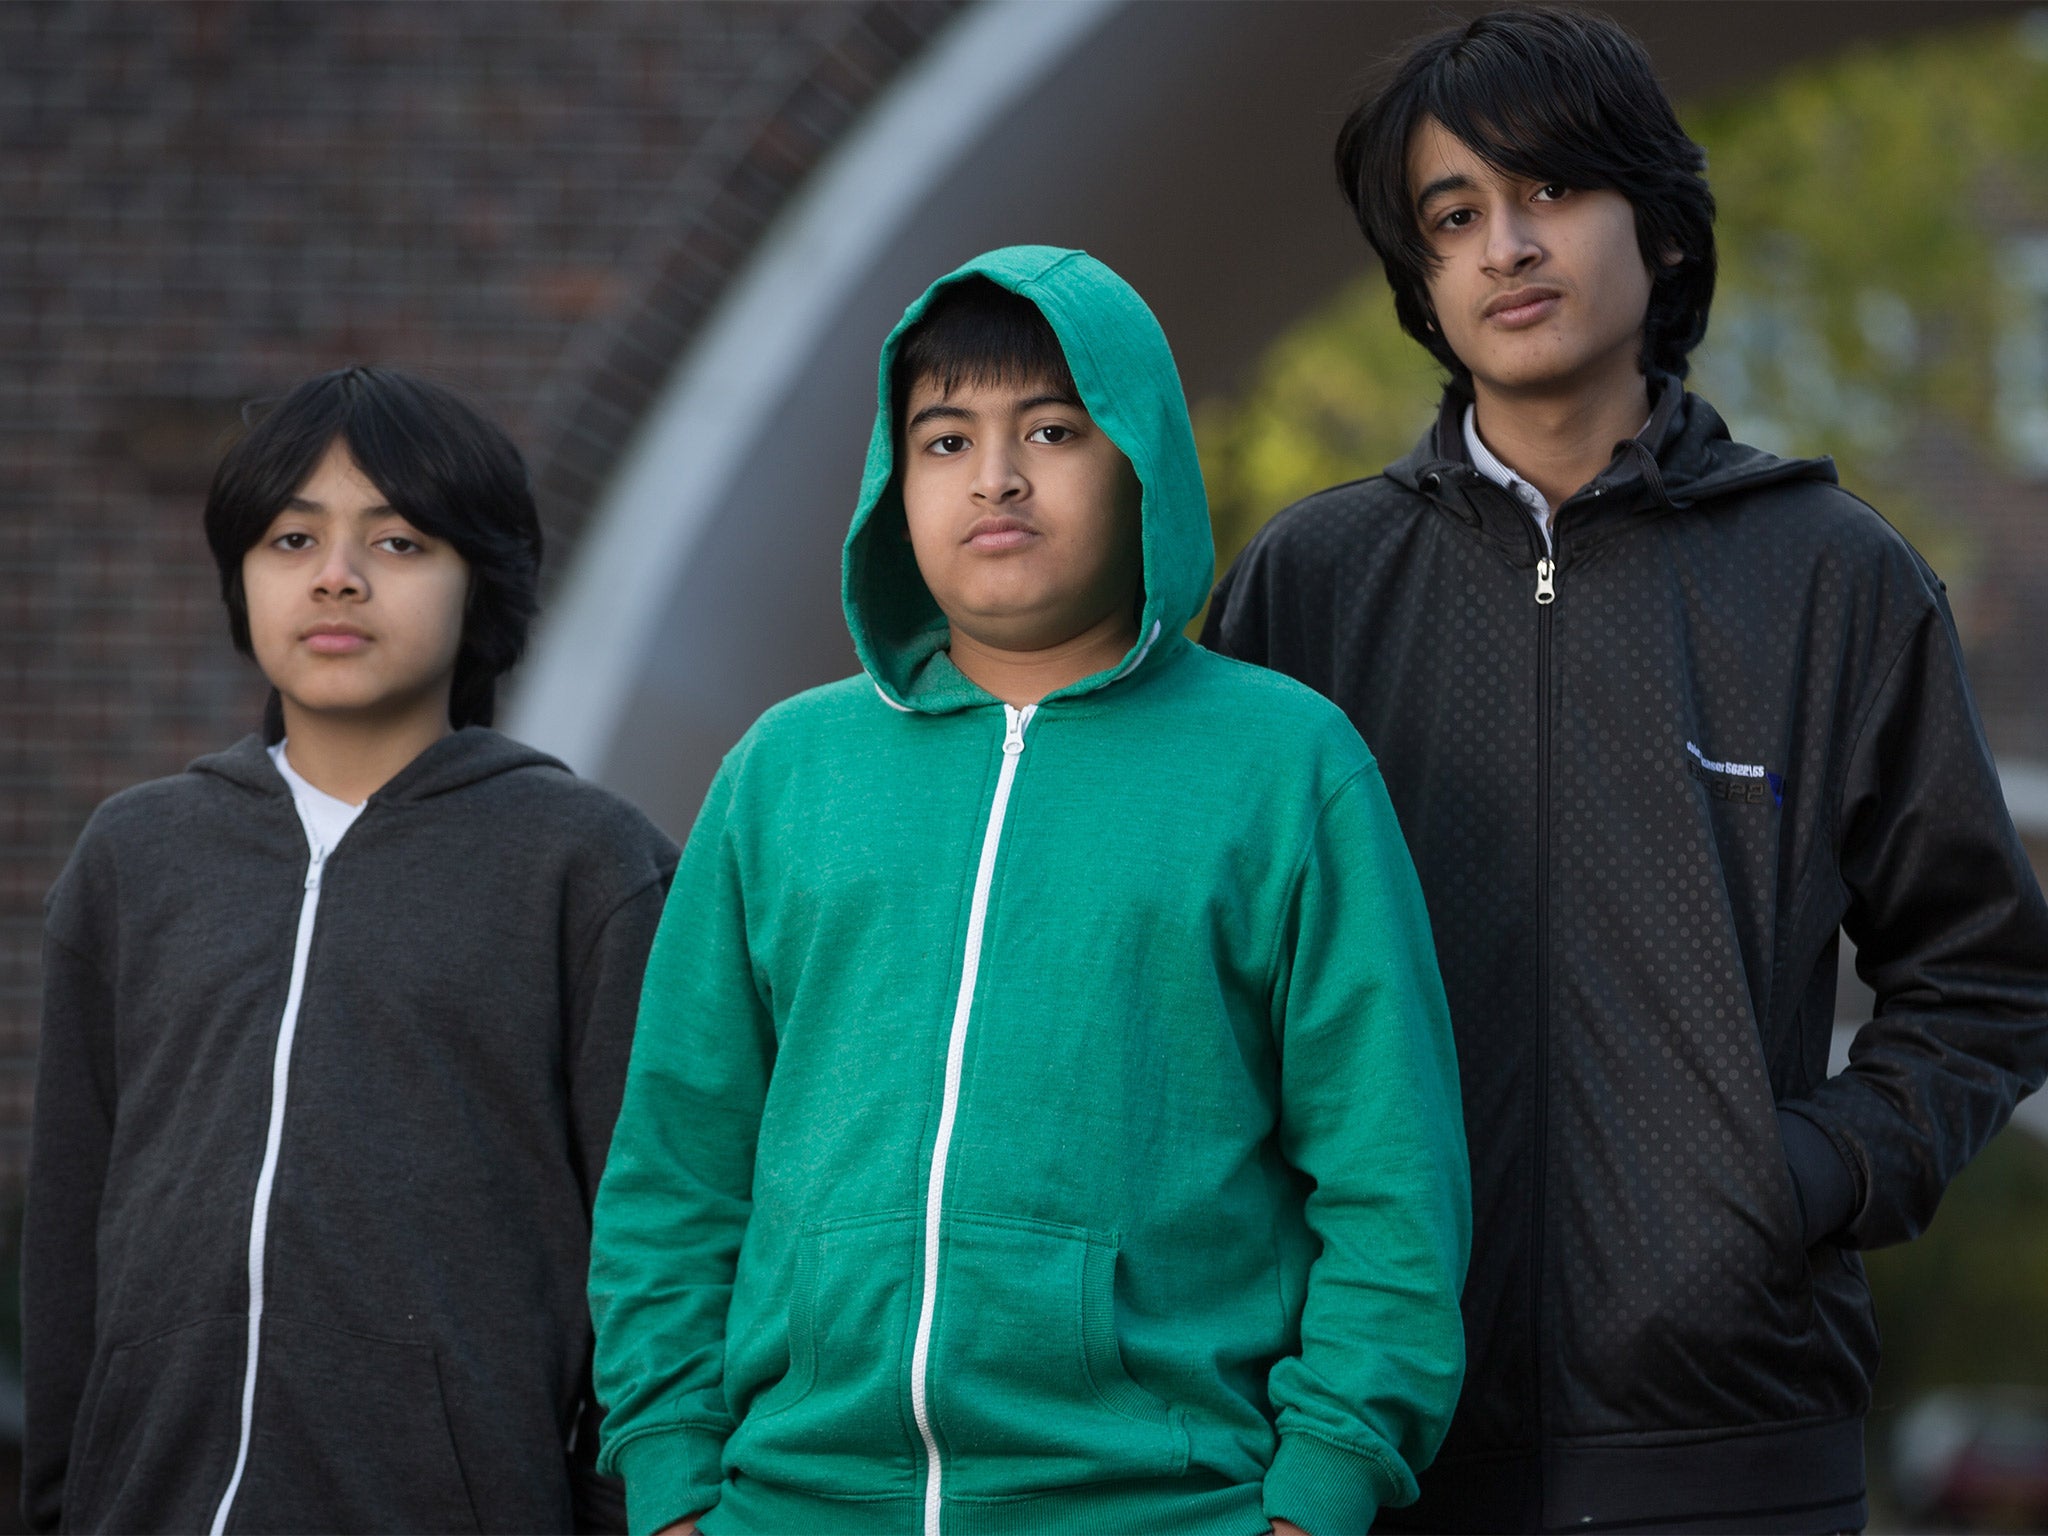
left=1199, top=536, right=1270, bottom=665
left=1787, top=591, right=2048, bottom=1249
left=588, top=767, right=774, bottom=1536
left=1261, top=765, right=1472, bottom=1536
left=22, top=908, right=118, bottom=1534
left=565, top=863, right=678, bottom=1215
left=562, top=839, right=677, bottom=1535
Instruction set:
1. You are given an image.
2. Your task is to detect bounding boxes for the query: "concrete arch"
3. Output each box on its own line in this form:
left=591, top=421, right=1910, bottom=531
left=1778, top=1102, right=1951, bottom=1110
left=507, top=0, right=2026, bottom=834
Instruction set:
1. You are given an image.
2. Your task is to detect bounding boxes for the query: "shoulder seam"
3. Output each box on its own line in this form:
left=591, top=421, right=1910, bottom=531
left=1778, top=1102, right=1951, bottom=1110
left=42, top=926, right=111, bottom=989
left=1259, top=762, right=1383, bottom=1004
left=569, top=868, right=674, bottom=982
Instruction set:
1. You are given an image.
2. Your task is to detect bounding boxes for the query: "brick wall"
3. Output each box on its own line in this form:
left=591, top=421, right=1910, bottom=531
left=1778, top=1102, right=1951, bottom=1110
left=0, top=0, right=961, bottom=1191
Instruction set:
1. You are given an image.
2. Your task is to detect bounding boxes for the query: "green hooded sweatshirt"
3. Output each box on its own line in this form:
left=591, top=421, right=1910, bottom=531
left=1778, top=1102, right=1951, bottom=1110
left=590, top=247, right=1470, bottom=1536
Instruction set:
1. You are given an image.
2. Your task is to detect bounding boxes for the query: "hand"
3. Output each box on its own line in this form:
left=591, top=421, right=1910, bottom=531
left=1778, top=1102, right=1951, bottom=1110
left=1270, top=1521, right=1310, bottom=1536
left=654, top=1520, right=702, bottom=1536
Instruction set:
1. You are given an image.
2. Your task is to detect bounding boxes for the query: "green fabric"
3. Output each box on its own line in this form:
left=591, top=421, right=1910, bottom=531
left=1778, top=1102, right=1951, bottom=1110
left=591, top=247, right=1470, bottom=1536
left=1263, top=1432, right=1404, bottom=1535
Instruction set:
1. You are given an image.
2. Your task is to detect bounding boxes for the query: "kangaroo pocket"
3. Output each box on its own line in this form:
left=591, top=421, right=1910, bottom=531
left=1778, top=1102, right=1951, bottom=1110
left=728, top=1210, right=924, bottom=1498
left=66, top=1315, right=248, bottom=1533
left=932, top=1213, right=1188, bottom=1500
left=232, top=1316, right=481, bottom=1533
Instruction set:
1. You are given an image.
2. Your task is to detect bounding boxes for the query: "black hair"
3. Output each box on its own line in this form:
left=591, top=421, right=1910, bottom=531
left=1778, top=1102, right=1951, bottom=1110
left=1334, top=6, right=1716, bottom=381
left=890, top=276, right=1078, bottom=432
left=204, top=366, right=542, bottom=734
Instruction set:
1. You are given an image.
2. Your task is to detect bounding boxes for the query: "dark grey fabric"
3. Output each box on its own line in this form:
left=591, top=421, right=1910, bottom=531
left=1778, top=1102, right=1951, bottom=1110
left=25, top=728, right=677, bottom=1535
left=1204, top=380, right=2048, bottom=1531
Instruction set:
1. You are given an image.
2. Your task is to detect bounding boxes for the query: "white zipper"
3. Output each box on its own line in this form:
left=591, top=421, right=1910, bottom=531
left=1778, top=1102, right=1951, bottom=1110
left=209, top=826, right=329, bottom=1536
left=910, top=702, right=1035, bottom=1536
left=1534, top=557, right=1557, bottom=605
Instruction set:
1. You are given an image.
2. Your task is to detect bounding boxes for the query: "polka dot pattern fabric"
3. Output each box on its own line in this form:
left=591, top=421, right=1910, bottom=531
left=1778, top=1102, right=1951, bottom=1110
left=1204, top=385, right=2048, bottom=1530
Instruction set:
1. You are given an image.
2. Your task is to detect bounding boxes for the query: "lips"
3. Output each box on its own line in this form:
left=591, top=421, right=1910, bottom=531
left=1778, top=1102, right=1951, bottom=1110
left=964, top=515, right=1038, bottom=552
left=1483, top=287, right=1564, bottom=328
left=301, top=623, right=371, bottom=655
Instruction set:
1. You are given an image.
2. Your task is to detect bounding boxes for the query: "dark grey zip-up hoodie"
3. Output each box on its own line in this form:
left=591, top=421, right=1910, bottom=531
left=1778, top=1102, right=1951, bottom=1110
left=25, top=728, right=678, bottom=1535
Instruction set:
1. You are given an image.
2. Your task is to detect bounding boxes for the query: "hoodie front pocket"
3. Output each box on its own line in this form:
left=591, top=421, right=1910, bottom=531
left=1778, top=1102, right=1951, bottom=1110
left=731, top=1210, right=923, bottom=1497
left=67, top=1316, right=249, bottom=1533
left=234, top=1316, right=480, bottom=1533
left=932, top=1213, right=1187, bottom=1500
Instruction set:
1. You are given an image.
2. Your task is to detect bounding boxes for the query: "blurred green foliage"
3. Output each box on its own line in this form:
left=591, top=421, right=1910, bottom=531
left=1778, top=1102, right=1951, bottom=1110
left=1195, top=14, right=2048, bottom=582
left=1193, top=286, right=1444, bottom=586
left=1865, top=1127, right=2048, bottom=1399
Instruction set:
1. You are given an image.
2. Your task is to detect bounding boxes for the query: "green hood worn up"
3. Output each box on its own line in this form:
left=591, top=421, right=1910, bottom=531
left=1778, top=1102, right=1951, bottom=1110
left=591, top=247, right=1471, bottom=1536
left=845, top=246, right=1214, bottom=712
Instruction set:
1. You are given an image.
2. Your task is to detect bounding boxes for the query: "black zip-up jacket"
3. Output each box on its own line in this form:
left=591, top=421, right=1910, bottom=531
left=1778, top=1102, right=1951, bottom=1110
left=1204, top=379, right=2048, bottom=1534
left=25, top=729, right=678, bottom=1534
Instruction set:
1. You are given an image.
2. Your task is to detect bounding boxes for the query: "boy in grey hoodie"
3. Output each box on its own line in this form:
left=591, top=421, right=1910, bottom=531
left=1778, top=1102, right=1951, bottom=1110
left=24, top=367, right=677, bottom=1534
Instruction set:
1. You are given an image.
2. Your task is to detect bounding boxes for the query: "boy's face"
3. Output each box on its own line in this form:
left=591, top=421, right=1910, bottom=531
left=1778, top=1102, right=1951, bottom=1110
left=900, top=372, right=1143, bottom=657
left=1408, top=117, right=1656, bottom=399
left=241, top=439, right=470, bottom=727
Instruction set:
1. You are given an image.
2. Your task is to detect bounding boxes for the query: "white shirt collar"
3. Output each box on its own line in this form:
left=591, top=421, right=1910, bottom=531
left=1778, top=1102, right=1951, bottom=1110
left=1463, top=403, right=1552, bottom=527
left=1462, top=403, right=1658, bottom=553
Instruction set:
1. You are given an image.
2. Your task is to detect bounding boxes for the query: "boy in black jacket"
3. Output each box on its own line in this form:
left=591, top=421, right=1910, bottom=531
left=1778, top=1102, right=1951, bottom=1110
left=24, top=368, right=678, bottom=1533
left=1204, top=10, right=2048, bottom=1532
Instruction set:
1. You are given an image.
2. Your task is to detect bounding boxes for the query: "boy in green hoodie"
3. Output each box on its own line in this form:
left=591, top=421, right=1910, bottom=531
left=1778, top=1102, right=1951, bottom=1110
left=589, top=247, right=1469, bottom=1536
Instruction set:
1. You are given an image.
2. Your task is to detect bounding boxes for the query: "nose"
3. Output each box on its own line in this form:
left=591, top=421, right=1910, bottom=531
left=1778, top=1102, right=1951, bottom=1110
left=1482, top=204, right=1542, bottom=279
left=311, top=540, right=366, bottom=599
left=969, top=440, right=1027, bottom=505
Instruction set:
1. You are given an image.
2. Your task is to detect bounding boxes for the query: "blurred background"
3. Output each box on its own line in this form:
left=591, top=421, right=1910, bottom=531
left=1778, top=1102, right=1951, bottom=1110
left=4, top=1, right=2047, bottom=1527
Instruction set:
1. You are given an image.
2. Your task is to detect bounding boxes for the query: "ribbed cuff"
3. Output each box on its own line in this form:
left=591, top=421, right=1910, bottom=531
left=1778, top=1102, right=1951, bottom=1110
left=1778, top=1106, right=1860, bottom=1246
left=1263, top=1431, right=1404, bottom=1536
left=614, top=1425, right=725, bottom=1536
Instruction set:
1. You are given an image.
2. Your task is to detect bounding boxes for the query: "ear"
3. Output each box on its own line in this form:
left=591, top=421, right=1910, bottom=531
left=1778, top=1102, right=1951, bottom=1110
left=1660, top=245, right=1685, bottom=268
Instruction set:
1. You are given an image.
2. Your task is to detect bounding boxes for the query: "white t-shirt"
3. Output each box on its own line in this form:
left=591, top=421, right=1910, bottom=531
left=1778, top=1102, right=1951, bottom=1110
left=268, top=740, right=366, bottom=858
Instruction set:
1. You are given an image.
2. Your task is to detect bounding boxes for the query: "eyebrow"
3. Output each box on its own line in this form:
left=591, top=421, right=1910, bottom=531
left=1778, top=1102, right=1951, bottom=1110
left=906, top=389, right=1083, bottom=431
left=1415, top=172, right=1477, bottom=213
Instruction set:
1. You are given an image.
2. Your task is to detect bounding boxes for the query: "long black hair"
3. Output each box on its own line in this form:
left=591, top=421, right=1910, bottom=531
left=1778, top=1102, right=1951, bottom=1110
left=204, top=366, right=542, bottom=733
left=1334, top=6, right=1716, bottom=381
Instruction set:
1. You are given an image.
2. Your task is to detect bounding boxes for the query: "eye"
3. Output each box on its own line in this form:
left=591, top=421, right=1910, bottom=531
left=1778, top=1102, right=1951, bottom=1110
left=1435, top=207, right=1478, bottom=231
left=926, top=433, right=969, bottom=456
left=273, top=531, right=315, bottom=552
left=1027, top=423, right=1077, bottom=445
left=375, top=534, right=424, bottom=555
left=1533, top=183, right=1570, bottom=202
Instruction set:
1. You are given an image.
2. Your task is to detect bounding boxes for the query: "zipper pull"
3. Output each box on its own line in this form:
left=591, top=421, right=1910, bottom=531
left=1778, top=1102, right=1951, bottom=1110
left=304, top=844, right=328, bottom=891
left=1534, top=558, right=1557, bottom=605
left=1003, top=703, right=1035, bottom=755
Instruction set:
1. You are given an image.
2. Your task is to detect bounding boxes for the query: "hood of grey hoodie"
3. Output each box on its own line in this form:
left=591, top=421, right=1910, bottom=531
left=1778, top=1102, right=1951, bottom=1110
left=189, top=723, right=571, bottom=806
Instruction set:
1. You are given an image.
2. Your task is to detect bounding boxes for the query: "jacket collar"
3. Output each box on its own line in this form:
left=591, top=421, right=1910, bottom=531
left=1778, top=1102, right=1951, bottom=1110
left=1389, top=375, right=1835, bottom=561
